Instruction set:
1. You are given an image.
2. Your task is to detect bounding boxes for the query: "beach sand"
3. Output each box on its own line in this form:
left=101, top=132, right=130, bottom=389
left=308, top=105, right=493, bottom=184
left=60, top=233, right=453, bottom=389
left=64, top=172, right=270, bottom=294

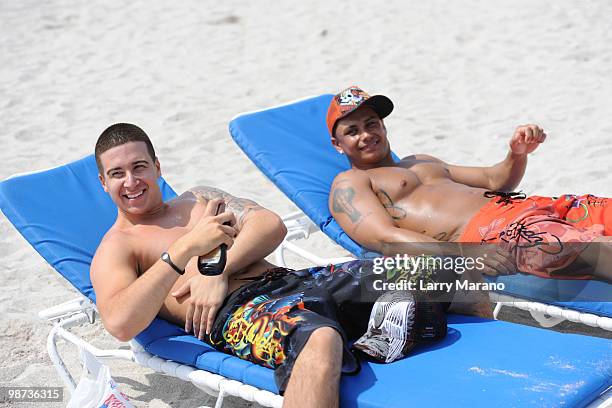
left=1, top=0, right=611, bottom=406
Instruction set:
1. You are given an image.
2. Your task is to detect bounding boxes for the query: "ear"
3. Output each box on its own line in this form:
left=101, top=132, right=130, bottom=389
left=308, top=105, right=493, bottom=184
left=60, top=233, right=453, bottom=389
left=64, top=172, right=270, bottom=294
left=330, top=137, right=344, bottom=154
left=155, top=157, right=161, bottom=178
left=98, top=173, right=109, bottom=193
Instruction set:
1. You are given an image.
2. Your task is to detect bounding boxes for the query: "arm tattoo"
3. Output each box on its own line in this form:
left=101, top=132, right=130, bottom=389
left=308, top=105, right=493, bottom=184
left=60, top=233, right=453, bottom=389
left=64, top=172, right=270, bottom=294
left=189, top=186, right=232, bottom=202
left=375, top=189, right=407, bottom=220
left=189, top=186, right=263, bottom=229
left=226, top=196, right=262, bottom=228
left=332, top=187, right=361, bottom=223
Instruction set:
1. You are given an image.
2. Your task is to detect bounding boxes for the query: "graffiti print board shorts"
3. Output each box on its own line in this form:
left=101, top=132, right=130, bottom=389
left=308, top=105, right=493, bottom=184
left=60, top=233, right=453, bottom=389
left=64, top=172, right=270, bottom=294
left=207, top=260, right=448, bottom=393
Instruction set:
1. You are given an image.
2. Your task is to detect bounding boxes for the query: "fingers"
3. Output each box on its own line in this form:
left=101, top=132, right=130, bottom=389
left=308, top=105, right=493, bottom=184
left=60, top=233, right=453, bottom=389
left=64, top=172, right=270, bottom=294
left=474, top=244, right=514, bottom=276
left=490, top=254, right=513, bottom=275
left=219, top=224, right=237, bottom=237
left=516, top=124, right=546, bottom=143
left=524, top=126, right=534, bottom=142
left=219, top=225, right=236, bottom=249
left=196, top=304, right=218, bottom=339
left=185, top=275, right=227, bottom=340
left=536, top=131, right=547, bottom=143
left=494, top=247, right=516, bottom=273
left=204, top=197, right=224, bottom=216
left=481, top=250, right=516, bottom=276
left=206, top=305, right=218, bottom=336
left=212, top=213, right=237, bottom=248
left=215, top=211, right=237, bottom=227
left=206, top=220, right=236, bottom=249
left=197, top=305, right=208, bottom=340
left=480, top=261, right=503, bottom=277
left=185, top=302, right=195, bottom=333
left=481, top=262, right=507, bottom=277
left=192, top=303, right=203, bottom=338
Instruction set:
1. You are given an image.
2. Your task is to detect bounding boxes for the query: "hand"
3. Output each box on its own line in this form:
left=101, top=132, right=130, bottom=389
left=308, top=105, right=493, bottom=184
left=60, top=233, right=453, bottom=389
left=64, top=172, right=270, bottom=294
left=183, top=197, right=237, bottom=258
left=172, top=274, right=229, bottom=340
left=509, top=124, right=547, bottom=155
left=462, top=243, right=517, bottom=277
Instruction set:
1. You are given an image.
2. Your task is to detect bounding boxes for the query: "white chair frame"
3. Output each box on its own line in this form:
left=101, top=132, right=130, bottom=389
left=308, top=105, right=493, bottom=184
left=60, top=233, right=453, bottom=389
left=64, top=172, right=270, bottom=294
left=37, top=211, right=611, bottom=408
left=39, top=297, right=283, bottom=408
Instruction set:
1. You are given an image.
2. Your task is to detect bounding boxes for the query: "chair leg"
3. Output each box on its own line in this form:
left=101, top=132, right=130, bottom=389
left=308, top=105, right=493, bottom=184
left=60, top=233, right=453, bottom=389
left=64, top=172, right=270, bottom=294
left=274, top=243, right=288, bottom=267
left=46, top=313, right=91, bottom=392
left=47, top=326, right=77, bottom=391
left=492, top=302, right=503, bottom=320
left=214, top=389, right=226, bottom=408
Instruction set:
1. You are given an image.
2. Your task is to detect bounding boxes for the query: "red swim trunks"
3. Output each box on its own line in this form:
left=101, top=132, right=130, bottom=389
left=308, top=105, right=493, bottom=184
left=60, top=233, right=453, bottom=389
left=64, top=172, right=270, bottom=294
left=458, top=193, right=611, bottom=279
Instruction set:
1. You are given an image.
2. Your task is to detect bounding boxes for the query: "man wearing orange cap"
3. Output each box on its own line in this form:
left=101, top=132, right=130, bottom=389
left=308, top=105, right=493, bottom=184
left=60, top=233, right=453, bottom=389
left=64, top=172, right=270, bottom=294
left=328, top=86, right=612, bottom=282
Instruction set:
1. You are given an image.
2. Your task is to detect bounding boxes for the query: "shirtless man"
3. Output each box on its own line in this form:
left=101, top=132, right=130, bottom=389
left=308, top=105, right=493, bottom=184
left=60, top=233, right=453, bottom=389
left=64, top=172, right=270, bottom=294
left=90, top=123, right=348, bottom=407
left=328, top=86, right=611, bottom=282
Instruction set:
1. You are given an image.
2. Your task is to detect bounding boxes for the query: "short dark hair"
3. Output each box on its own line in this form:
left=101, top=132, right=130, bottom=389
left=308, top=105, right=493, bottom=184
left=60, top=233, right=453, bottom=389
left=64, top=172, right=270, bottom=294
left=95, top=123, right=156, bottom=174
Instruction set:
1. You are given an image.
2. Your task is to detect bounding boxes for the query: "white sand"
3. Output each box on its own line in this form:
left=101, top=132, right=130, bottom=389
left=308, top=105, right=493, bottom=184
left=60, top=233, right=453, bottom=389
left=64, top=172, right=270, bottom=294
left=1, top=0, right=611, bottom=406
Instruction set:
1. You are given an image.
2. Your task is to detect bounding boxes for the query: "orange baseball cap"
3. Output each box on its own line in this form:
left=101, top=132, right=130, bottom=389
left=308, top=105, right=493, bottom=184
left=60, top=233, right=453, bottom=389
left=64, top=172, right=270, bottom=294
left=326, top=86, right=394, bottom=137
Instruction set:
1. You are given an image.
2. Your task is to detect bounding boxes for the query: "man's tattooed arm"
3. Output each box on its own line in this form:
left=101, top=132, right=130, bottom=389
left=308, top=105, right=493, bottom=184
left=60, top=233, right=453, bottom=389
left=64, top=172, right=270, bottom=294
left=332, top=186, right=362, bottom=223
left=188, top=186, right=263, bottom=230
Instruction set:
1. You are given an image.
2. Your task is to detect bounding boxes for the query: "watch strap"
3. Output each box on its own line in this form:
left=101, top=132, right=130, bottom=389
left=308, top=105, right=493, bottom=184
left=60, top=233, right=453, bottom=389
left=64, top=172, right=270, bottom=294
left=161, top=251, right=184, bottom=275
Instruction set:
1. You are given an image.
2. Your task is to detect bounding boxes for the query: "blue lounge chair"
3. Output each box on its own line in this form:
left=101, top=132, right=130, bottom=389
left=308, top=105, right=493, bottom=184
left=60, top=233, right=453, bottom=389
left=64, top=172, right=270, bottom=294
left=0, top=156, right=281, bottom=408
left=1, top=154, right=610, bottom=407
left=228, top=94, right=612, bottom=406
left=229, top=94, right=612, bottom=332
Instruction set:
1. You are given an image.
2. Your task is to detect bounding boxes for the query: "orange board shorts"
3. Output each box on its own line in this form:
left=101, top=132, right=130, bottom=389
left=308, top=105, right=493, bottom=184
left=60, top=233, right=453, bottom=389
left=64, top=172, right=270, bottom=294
left=458, top=193, right=611, bottom=279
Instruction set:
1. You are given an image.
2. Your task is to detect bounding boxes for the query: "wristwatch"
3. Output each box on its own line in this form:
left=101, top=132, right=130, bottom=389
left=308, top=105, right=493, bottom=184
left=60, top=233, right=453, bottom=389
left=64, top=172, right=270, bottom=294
left=161, top=251, right=184, bottom=275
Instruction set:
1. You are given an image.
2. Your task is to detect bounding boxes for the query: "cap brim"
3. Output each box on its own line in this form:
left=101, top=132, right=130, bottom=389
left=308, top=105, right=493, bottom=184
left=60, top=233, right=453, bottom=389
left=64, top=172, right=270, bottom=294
left=361, top=94, right=394, bottom=120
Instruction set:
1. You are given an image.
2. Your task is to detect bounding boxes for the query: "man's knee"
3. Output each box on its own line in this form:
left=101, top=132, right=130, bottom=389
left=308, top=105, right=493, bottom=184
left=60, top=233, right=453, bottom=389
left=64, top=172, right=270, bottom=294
left=302, top=327, right=343, bottom=370
left=284, top=327, right=342, bottom=407
left=308, top=327, right=342, bottom=348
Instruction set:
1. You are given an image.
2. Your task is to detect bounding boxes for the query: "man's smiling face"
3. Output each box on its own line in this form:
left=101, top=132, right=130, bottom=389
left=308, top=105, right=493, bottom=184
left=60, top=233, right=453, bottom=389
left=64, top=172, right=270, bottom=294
left=98, top=141, right=163, bottom=215
left=332, top=106, right=391, bottom=169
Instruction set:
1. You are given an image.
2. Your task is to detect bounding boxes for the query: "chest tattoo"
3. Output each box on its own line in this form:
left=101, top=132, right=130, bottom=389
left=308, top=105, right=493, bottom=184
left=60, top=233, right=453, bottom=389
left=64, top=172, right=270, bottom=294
left=376, top=189, right=407, bottom=220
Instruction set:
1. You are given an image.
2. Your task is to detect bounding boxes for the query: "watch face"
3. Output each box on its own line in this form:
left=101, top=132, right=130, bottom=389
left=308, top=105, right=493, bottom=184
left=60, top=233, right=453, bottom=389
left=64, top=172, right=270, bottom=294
left=162, top=252, right=183, bottom=274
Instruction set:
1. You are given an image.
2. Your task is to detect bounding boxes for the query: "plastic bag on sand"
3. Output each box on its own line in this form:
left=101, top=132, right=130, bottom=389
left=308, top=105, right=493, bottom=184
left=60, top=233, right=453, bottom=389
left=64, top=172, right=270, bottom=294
left=66, top=347, right=135, bottom=408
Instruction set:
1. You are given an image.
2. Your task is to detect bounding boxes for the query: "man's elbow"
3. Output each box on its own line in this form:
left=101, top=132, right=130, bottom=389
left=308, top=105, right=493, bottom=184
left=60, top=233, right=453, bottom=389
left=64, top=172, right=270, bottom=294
left=102, top=315, right=140, bottom=342
left=269, top=212, right=288, bottom=246
left=486, top=174, right=505, bottom=191
left=351, top=229, right=397, bottom=255
left=488, top=180, right=516, bottom=192
left=359, top=228, right=429, bottom=256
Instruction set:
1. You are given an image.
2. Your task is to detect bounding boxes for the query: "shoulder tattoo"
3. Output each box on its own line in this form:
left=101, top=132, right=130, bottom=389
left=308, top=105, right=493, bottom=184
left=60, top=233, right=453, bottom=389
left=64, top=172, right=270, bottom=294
left=189, top=186, right=262, bottom=227
left=226, top=196, right=262, bottom=227
left=332, top=186, right=361, bottom=223
left=189, top=186, right=232, bottom=202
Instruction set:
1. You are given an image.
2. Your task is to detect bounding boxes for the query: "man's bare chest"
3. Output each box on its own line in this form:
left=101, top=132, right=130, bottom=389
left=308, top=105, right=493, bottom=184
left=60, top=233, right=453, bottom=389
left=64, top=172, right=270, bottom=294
left=368, top=161, right=451, bottom=201
left=131, top=225, right=193, bottom=274
left=129, top=197, right=204, bottom=274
